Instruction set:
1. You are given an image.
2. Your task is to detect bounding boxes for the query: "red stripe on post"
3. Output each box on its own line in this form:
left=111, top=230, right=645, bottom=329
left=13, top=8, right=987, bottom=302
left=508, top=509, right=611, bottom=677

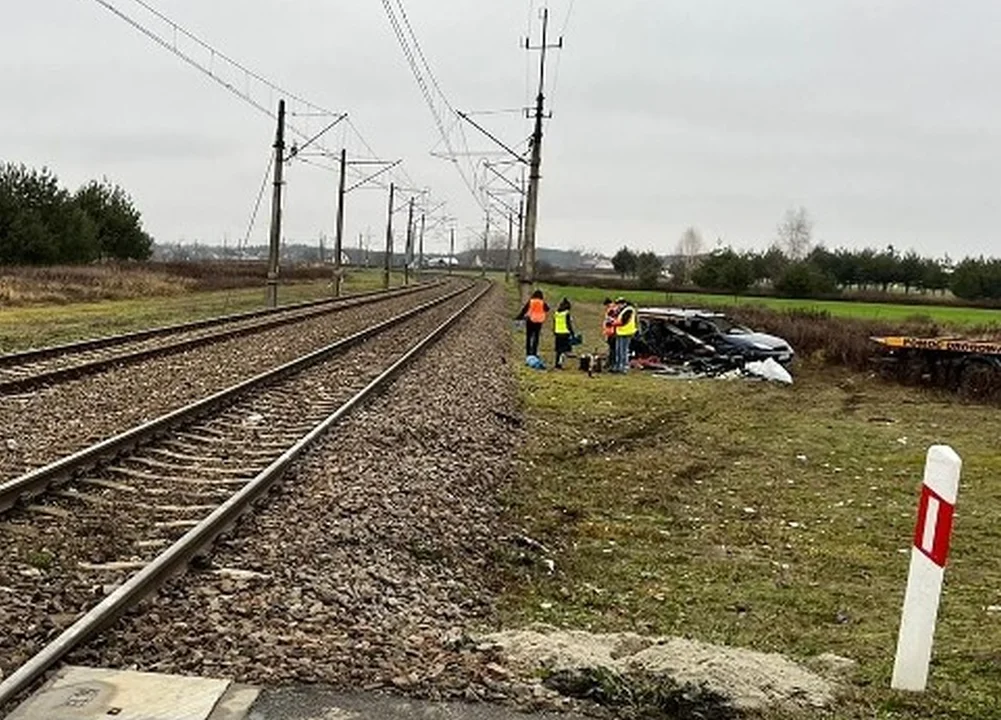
left=913, top=485, right=955, bottom=568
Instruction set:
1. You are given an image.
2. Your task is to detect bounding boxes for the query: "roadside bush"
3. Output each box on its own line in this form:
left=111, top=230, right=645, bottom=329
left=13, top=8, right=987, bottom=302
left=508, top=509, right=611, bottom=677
left=727, top=305, right=941, bottom=371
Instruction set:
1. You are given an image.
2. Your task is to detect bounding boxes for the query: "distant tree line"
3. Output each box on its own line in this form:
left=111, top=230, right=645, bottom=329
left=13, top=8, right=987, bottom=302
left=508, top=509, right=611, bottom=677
left=0, top=163, right=154, bottom=265
left=611, top=206, right=1001, bottom=301
left=689, top=245, right=955, bottom=298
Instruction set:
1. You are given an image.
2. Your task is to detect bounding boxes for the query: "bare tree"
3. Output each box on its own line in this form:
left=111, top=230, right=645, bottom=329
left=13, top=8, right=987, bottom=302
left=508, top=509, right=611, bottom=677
left=674, top=226, right=704, bottom=284
left=778, top=206, right=813, bottom=260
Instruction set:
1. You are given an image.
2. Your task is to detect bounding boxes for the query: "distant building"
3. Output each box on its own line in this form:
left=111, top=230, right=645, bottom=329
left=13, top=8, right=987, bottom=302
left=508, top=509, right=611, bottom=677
left=579, top=254, right=614, bottom=271
left=425, top=256, right=459, bottom=267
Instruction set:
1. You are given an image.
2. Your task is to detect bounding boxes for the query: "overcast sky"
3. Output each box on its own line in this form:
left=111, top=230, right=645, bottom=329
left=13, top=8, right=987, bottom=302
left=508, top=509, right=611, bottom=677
left=3, top=1, right=1001, bottom=258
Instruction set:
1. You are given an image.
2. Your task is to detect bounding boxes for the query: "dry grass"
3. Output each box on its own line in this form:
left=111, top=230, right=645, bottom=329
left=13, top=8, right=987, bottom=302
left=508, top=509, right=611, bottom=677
left=0, top=268, right=393, bottom=352
left=726, top=307, right=1001, bottom=401
left=502, top=288, right=1001, bottom=719
left=0, top=261, right=347, bottom=307
left=0, top=265, right=193, bottom=305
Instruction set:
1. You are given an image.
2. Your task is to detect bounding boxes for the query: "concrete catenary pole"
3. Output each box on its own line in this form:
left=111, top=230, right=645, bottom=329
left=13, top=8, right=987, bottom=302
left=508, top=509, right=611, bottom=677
left=266, top=99, right=286, bottom=308
left=333, top=147, right=347, bottom=297
left=517, top=194, right=525, bottom=279
left=520, top=8, right=562, bottom=301
left=505, top=212, right=514, bottom=283
left=520, top=8, right=550, bottom=300
left=404, top=196, right=415, bottom=285
left=449, top=227, right=455, bottom=276
left=417, top=212, right=426, bottom=284
left=482, top=210, right=490, bottom=279
left=383, top=183, right=395, bottom=290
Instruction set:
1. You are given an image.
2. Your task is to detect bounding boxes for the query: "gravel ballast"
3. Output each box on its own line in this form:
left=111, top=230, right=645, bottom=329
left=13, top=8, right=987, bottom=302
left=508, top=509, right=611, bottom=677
left=0, top=282, right=463, bottom=481
left=50, top=284, right=521, bottom=700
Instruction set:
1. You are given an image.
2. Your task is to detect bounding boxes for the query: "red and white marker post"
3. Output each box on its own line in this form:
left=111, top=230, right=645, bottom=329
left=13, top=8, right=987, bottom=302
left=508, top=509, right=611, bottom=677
left=891, top=445, right=962, bottom=692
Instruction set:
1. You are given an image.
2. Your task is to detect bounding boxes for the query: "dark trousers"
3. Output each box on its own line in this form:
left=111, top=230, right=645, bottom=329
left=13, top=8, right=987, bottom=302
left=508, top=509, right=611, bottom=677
left=525, top=321, right=542, bottom=357
left=607, top=335, right=617, bottom=368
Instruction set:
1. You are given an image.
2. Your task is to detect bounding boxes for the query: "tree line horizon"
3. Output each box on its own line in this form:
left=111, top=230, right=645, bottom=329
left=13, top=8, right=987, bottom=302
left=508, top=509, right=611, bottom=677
left=608, top=207, right=1001, bottom=302
left=0, top=163, right=153, bottom=265
left=4, top=164, right=1001, bottom=302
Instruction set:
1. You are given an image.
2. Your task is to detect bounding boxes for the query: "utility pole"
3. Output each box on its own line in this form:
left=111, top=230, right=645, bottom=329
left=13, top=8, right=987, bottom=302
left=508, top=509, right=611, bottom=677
left=333, top=147, right=347, bottom=296
left=521, top=8, right=562, bottom=301
left=449, top=228, right=455, bottom=276
left=266, top=99, right=286, bottom=308
left=417, top=213, right=426, bottom=284
left=505, top=212, right=514, bottom=283
left=482, top=210, right=490, bottom=279
left=383, top=183, right=395, bottom=289
left=404, top=196, right=415, bottom=285
left=517, top=194, right=525, bottom=279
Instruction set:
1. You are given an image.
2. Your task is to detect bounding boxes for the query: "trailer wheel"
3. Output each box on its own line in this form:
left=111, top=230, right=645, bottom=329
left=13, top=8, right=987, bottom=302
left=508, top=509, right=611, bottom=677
left=958, top=359, right=999, bottom=401
left=899, top=351, right=933, bottom=386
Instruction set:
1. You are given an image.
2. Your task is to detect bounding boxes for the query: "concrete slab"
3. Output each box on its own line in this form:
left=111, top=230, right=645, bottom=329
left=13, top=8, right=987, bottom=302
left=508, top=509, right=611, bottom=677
left=208, top=685, right=261, bottom=720
left=8, top=666, right=232, bottom=720
left=247, top=688, right=587, bottom=720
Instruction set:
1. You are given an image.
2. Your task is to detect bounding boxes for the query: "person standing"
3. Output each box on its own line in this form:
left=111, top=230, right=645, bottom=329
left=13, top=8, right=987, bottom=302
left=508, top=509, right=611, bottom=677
left=602, top=297, right=619, bottom=370
left=552, top=298, right=576, bottom=369
left=612, top=296, right=637, bottom=373
left=516, top=289, right=549, bottom=359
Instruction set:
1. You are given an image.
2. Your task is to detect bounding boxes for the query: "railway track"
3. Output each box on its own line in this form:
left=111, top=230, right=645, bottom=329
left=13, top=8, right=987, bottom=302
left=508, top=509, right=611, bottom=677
left=0, top=281, right=442, bottom=394
left=0, top=280, right=488, bottom=708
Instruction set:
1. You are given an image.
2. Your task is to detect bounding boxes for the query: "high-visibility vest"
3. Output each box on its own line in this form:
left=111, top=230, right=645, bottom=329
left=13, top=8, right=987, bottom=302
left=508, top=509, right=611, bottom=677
left=603, top=307, right=618, bottom=338
left=616, top=306, right=637, bottom=337
left=527, top=298, right=547, bottom=323
left=554, top=310, right=570, bottom=334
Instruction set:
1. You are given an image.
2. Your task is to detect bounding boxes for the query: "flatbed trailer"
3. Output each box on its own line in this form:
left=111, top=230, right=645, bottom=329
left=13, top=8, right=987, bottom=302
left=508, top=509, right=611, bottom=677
left=872, top=335, right=1001, bottom=397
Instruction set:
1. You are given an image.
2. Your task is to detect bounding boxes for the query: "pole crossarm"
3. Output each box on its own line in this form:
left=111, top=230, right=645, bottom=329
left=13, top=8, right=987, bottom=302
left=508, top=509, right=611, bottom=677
left=345, top=159, right=403, bottom=194
left=289, top=114, right=349, bottom=159
left=456, top=111, right=528, bottom=165
left=484, top=190, right=519, bottom=217
left=484, top=162, right=526, bottom=195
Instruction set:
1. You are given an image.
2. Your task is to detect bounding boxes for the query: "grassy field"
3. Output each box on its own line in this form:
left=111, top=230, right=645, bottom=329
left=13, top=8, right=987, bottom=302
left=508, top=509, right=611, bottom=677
left=0, top=269, right=397, bottom=352
left=501, top=288, right=1001, bottom=719
left=535, top=283, right=1001, bottom=329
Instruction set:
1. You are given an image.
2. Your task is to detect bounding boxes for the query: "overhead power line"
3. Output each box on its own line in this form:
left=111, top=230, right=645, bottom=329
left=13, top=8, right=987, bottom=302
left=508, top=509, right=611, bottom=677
left=86, top=0, right=452, bottom=227
left=378, top=0, right=485, bottom=210
left=89, top=0, right=336, bottom=124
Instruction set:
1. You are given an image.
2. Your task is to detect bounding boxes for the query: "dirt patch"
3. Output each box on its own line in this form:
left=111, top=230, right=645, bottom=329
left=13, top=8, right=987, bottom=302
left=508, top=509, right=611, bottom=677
left=480, top=628, right=843, bottom=713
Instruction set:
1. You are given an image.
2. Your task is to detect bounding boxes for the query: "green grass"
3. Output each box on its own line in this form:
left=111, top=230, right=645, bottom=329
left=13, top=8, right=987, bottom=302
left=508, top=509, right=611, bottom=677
left=535, top=283, right=1001, bottom=329
left=0, top=269, right=396, bottom=352
left=501, top=289, right=1001, bottom=719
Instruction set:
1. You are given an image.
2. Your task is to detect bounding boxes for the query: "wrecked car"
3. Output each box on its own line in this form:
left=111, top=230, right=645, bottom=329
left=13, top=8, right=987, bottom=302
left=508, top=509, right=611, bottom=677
left=635, top=308, right=795, bottom=365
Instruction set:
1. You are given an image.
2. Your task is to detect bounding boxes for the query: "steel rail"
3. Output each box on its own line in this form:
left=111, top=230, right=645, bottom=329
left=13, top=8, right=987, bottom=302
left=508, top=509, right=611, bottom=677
left=0, top=281, right=490, bottom=707
left=0, top=281, right=447, bottom=395
left=0, top=280, right=442, bottom=369
left=0, top=281, right=474, bottom=512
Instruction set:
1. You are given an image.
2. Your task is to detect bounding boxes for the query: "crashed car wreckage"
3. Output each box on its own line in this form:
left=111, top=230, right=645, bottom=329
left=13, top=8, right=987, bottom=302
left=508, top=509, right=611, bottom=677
left=630, top=308, right=795, bottom=380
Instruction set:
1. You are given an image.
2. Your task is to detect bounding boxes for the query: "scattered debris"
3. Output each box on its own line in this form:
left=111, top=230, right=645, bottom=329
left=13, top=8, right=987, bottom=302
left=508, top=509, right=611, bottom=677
left=480, top=628, right=840, bottom=712
left=745, top=358, right=793, bottom=385
left=543, top=666, right=738, bottom=720
left=525, top=355, right=546, bottom=370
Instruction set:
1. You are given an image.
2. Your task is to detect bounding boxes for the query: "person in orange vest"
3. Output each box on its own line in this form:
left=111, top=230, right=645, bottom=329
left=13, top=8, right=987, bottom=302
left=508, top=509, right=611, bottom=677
left=602, top=297, right=619, bottom=369
left=515, top=289, right=549, bottom=358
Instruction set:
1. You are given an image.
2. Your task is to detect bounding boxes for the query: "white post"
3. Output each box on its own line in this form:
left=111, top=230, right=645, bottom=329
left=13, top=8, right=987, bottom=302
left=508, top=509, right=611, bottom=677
left=891, top=445, right=962, bottom=692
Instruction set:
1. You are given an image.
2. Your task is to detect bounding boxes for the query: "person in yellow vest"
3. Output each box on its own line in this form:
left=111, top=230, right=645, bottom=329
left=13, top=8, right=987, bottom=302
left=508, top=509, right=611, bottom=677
left=552, top=297, right=576, bottom=369
left=611, top=296, right=637, bottom=373
left=515, top=289, right=549, bottom=359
